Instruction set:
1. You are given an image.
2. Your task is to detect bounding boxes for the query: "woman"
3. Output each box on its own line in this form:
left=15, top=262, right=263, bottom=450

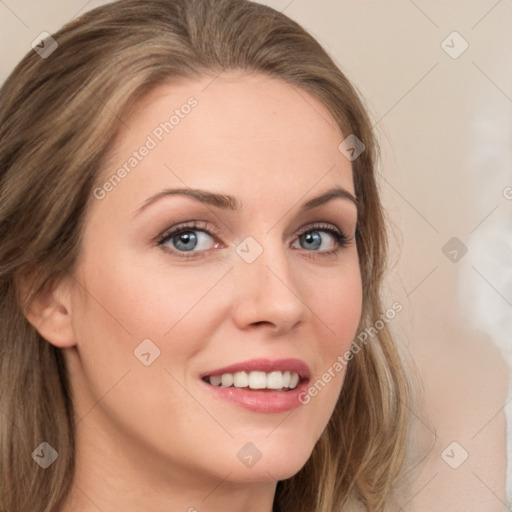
left=0, top=0, right=410, bottom=510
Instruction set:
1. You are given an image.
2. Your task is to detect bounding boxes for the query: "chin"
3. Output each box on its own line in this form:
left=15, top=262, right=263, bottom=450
left=221, top=438, right=316, bottom=483
left=227, top=462, right=308, bottom=484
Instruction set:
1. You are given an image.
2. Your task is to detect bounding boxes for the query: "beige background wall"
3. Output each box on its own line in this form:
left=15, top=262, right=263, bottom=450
left=1, top=1, right=511, bottom=510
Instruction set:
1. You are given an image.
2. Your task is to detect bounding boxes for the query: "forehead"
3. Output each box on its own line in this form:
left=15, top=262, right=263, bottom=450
left=96, top=73, right=354, bottom=213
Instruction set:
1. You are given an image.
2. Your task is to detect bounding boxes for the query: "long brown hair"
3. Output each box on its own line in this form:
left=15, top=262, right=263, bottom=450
left=0, top=1, right=410, bottom=510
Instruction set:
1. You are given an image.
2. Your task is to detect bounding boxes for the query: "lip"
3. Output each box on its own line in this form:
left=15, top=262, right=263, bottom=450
left=200, top=358, right=311, bottom=414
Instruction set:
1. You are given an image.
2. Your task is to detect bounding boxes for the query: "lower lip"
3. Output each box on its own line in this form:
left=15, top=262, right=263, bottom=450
left=202, top=380, right=309, bottom=414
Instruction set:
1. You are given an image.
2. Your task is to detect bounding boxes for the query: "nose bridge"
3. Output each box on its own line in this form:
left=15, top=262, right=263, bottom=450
left=232, top=235, right=306, bottom=332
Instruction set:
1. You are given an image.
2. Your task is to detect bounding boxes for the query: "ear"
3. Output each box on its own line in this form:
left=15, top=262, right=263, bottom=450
left=22, top=275, right=77, bottom=349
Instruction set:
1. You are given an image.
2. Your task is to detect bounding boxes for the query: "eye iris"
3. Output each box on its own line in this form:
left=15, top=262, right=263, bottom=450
left=301, top=231, right=322, bottom=250
left=173, top=231, right=197, bottom=251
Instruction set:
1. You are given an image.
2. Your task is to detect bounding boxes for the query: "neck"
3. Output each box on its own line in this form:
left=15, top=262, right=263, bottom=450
left=58, top=417, right=277, bottom=512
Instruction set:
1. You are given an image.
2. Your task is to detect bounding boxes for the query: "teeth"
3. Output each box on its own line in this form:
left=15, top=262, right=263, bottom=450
left=210, top=375, right=222, bottom=386
left=249, top=371, right=267, bottom=389
left=221, top=373, right=234, bottom=387
left=267, top=371, right=283, bottom=389
left=206, top=370, right=301, bottom=390
left=234, top=371, right=249, bottom=387
left=289, top=372, right=299, bottom=389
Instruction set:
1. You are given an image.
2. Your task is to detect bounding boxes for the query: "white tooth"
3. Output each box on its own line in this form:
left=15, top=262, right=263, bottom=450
left=214, top=370, right=300, bottom=390
left=249, top=371, right=267, bottom=389
left=210, top=375, right=222, bottom=386
left=221, top=373, right=234, bottom=387
left=267, top=371, right=284, bottom=389
left=233, top=371, right=249, bottom=387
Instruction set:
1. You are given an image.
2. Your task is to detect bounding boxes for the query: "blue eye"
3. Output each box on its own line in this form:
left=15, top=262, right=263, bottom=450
left=157, top=222, right=349, bottom=257
left=292, top=227, right=347, bottom=252
left=160, top=229, right=215, bottom=252
left=299, top=231, right=324, bottom=250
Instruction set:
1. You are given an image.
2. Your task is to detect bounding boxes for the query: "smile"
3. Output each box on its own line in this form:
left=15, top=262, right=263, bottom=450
left=200, top=358, right=311, bottom=413
left=203, top=370, right=301, bottom=391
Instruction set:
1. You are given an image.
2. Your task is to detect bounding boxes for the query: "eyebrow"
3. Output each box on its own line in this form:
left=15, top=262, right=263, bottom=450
left=301, top=187, right=358, bottom=211
left=135, top=188, right=241, bottom=216
left=135, top=186, right=357, bottom=216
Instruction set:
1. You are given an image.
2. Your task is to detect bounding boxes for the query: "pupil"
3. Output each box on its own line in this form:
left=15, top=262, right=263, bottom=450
left=302, top=231, right=321, bottom=250
left=174, top=231, right=197, bottom=251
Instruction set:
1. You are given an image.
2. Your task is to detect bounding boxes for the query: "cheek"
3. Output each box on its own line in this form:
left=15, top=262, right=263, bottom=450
left=69, top=253, right=235, bottom=436
left=75, top=250, right=232, bottom=345
left=302, top=257, right=363, bottom=351
left=292, top=256, right=362, bottom=426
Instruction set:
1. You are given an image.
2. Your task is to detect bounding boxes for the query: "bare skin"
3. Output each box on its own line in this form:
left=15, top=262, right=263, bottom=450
left=28, top=73, right=362, bottom=512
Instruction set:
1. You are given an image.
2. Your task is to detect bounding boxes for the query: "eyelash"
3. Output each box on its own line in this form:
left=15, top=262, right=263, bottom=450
left=156, top=221, right=352, bottom=259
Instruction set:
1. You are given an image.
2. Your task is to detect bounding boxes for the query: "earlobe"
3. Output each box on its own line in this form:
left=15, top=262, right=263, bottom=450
left=22, top=277, right=77, bottom=349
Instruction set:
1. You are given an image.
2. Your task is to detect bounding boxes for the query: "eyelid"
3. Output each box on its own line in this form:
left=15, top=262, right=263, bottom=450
left=291, top=222, right=354, bottom=255
left=294, top=222, right=351, bottom=241
left=156, top=220, right=220, bottom=246
left=296, top=222, right=338, bottom=235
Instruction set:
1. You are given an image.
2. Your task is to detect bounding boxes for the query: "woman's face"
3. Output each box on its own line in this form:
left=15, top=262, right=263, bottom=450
left=64, top=73, right=362, bottom=488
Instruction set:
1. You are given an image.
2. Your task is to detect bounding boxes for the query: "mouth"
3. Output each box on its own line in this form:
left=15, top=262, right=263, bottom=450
left=200, top=358, right=310, bottom=413
left=202, top=370, right=302, bottom=392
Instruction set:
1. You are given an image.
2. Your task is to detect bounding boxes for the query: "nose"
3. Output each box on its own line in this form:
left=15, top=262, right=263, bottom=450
left=230, top=241, right=306, bottom=335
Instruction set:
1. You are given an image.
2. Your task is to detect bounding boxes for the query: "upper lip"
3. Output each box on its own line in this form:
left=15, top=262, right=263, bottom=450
left=201, top=358, right=311, bottom=380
